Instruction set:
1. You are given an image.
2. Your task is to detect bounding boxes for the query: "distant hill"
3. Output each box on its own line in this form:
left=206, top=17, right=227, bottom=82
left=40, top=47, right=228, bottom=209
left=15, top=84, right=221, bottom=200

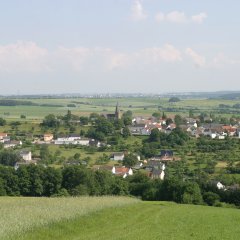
left=218, top=92, right=240, bottom=100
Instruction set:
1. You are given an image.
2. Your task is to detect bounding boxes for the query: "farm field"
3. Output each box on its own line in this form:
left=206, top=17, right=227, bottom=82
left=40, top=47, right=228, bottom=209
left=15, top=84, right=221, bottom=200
left=2, top=198, right=240, bottom=240
left=0, top=97, right=240, bottom=121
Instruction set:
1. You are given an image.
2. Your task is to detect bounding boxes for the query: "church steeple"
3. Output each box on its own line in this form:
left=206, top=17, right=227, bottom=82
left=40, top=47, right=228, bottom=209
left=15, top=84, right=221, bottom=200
left=115, top=102, right=120, bottom=120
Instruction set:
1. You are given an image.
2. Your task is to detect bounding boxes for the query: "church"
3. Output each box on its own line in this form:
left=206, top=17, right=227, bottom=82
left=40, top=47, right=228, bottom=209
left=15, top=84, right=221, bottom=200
left=103, top=102, right=121, bottom=121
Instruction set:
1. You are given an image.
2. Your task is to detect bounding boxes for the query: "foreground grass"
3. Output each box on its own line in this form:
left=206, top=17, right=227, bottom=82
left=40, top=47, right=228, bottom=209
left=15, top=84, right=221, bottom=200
left=10, top=201, right=240, bottom=240
left=0, top=196, right=138, bottom=240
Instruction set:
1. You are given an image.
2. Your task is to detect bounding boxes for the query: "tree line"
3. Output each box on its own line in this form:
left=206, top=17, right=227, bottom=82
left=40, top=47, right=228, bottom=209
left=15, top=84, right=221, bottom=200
left=1, top=164, right=240, bottom=208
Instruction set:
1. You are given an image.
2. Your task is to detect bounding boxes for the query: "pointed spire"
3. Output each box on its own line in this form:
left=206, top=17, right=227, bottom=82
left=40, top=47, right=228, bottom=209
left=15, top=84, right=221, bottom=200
left=115, top=102, right=120, bottom=120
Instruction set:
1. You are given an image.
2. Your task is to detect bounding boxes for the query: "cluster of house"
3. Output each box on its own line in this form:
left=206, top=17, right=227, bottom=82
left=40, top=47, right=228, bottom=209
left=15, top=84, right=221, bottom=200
left=35, top=133, right=102, bottom=147
left=128, top=116, right=240, bottom=139
left=0, top=133, right=22, bottom=148
left=92, top=165, right=133, bottom=179
left=187, top=123, right=240, bottom=139
left=1, top=132, right=102, bottom=149
left=92, top=150, right=171, bottom=179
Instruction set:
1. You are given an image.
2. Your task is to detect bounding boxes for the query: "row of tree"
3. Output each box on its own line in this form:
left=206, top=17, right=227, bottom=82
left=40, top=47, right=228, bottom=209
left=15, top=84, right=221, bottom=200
left=1, top=164, right=240, bottom=207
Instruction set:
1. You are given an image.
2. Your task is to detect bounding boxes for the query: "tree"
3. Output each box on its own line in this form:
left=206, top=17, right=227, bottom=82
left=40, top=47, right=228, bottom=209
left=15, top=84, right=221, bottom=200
left=122, top=111, right=133, bottom=126
left=62, top=166, right=89, bottom=193
left=40, top=145, right=50, bottom=161
left=128, top=172, right=150, bottom=197
left=149, top=128, right=160, bottom=142
left=166, top=118, right=173, bottom=126
left=43, top=167, right=62, bottom=196
left=152, top=112, right=161, bottom=118
left=182, top=182, right=203, bottom=205
left=28, top=165, right=44, bottom=196
left=0, top=118, right=6, bottom=126
left=142, top=142, right=159, bottom=158
left=174, top=114, right=184, bottom=126
left=95, top=116, right=114, bottom=135
left=123, top=154, right=138, bottom=167
left=17, top=166, right=31, bottom=196
left=0, top=177, right=6, bottom=196
left=0, top=166, right=19, bottom=196
left=73, top=153, right=81, bottom=160
left=169, top=97, right=181, bottom=102
left=87, top=127, right=105, bottom=141
left=203, top=192, right=220, bottom=206
left=0, top=150, right=21, bottom=166
left=122, top=126, right=131, bottom=138
left=189, top=109, right=194, bottom=118
left=80, top=116, right=89, bottom=125
left=42, top=114, right=59, bottom=128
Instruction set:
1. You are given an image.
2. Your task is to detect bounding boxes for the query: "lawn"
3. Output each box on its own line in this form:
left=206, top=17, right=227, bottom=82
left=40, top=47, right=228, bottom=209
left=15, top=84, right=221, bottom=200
left=2, top=198, right=240, bottom=240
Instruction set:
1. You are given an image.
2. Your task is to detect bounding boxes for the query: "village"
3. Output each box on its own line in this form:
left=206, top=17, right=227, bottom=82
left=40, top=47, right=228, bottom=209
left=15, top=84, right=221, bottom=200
left=1, top=103, right=240, bottom=184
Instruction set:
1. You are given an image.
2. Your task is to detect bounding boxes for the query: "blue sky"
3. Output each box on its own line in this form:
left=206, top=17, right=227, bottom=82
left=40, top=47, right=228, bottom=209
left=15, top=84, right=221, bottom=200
left=0, top=0, right=239, bottom=94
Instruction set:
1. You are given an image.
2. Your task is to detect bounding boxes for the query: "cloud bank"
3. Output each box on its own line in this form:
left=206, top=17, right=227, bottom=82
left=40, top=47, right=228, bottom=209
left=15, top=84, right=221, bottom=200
left=0, top=41, right=238, bottom=74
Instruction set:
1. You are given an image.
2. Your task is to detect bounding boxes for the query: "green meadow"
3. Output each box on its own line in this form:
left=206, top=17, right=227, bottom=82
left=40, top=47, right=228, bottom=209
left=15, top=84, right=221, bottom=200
left=0, top=97, right=239, bottom=121
left=1, top=197, right=240, bottom=240
left=0, top=196, right=138, bottom=240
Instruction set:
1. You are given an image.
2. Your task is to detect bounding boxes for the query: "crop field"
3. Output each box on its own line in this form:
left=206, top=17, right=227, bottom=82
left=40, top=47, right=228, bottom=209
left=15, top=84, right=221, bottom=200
left=0, top=196, right=138, bottom=240
left=2, top=198, right=240, bottom=240
left=0, top=97, right=239, bottom=121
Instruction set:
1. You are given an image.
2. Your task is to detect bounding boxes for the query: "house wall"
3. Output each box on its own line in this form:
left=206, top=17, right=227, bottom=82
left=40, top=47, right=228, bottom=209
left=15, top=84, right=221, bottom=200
left=21, top=152, right=32, bottom=161
left=114, top=155, right=124, bottom=161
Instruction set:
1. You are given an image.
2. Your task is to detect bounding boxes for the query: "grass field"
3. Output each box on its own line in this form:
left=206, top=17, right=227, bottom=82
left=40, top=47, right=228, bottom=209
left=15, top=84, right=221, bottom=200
left=0, top=97, right=239, bottom=121
left=0, top=196, right=138, bottom=240
left=2, top=197, right=240, bottom=240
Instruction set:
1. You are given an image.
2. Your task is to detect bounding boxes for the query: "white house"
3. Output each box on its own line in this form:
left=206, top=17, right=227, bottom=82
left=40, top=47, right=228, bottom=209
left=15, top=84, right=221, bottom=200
left=111, top=166, right=133, bottom=178
left=4, top=140, right=22, bottom=149
left=0, top=133, right=8, bottom=142
left=111, top=152, right=125, bottom=161
left=216, top=182, right=225, bottom=190
left=128, top=124, right=150, bottom=136
left=55, top=136, right=90, bottom=145
left=20, top=151, right=32, bottom=161
left=75, top=138, right=90, bottom=146
left=44, top=133, right=54, bottom=142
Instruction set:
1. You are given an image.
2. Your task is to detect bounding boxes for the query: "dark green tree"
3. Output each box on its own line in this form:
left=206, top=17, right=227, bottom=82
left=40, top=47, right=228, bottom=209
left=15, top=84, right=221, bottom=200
left=123, top=153, right=138, bottom=167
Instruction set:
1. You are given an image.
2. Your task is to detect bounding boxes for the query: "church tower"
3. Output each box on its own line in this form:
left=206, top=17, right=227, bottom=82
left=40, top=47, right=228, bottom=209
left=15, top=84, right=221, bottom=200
left=115, top=102, right=120, bottom=120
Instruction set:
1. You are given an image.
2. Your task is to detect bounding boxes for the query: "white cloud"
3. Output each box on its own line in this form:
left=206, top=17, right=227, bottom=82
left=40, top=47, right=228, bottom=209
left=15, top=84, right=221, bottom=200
left=212, top=53, right=240, bottom=68
left=108, top=44, right=182, bottom=70
left=5, top=41, right=239, bottom=74
left=155, top=12, right=165, bottom=22
left=138, top=44, right=182, bottom=63
left=0, top=41, right=49, bottom=72
left=166, top=11, right=187, bottom=23
left=185, top=48, right=206, bottom=67
left=55, top=46, right=93, bottom=71
left=130, top=0, right=147, bottom=21
left=155, top=11, right=207, bottom=24
left=192, top=12, right=207, bottom=24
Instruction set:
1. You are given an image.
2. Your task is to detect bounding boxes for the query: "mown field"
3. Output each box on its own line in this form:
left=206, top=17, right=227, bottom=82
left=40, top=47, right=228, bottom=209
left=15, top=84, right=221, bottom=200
left=1, top=197, right=240, bottom=240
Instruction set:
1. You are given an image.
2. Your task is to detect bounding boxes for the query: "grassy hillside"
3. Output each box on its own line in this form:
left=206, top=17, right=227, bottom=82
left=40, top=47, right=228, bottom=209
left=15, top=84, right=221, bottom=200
left=2, top=198, right=240, bottom=240
left=0, top=196, right=138, bottom=240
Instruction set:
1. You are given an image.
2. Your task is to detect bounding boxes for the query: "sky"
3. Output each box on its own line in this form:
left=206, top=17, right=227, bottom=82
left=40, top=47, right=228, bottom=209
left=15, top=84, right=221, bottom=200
left=0, top=0, right=239, bottom=94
